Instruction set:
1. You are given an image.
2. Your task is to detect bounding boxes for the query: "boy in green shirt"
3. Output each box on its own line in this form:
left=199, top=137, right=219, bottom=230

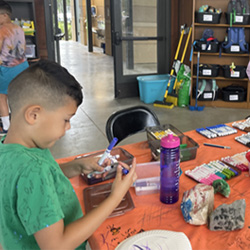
left=0, top=59, right=137, bottom=249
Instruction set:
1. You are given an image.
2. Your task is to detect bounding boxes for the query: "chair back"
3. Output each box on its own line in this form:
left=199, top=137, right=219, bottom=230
left=105, top=106, right=160, bottom=143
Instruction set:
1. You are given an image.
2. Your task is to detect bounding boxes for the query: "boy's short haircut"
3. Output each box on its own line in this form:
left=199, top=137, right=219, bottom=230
left=0, top=1, right=12, bottom=17
left=8, top=59, right=83, bottom=114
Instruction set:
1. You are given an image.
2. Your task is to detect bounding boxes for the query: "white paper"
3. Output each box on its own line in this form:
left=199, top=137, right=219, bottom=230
left=203, top=14, right=213, bottom=21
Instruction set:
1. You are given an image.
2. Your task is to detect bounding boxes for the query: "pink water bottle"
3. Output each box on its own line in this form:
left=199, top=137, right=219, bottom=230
left=160, top=132, right=180, bottom=204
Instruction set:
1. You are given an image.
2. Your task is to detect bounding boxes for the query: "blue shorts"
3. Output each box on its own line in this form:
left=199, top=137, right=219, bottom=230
left=0, top=61, right=29, bottom=94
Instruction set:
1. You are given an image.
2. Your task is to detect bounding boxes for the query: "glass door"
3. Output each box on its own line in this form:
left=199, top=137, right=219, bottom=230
left=112, top=0, right=171, bottom=98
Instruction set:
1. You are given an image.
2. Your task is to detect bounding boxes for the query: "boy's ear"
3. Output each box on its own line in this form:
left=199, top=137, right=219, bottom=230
left=24, top=105, right=42, bottom=125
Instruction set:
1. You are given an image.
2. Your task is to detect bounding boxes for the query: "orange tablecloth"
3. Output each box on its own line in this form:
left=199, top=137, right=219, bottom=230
left=57, top=123, right=250, bottom=250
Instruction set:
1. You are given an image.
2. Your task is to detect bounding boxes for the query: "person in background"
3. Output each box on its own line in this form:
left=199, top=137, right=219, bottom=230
left=0, top=1, right=29, bottom=134
left=0, top=59, right=137, bottom=250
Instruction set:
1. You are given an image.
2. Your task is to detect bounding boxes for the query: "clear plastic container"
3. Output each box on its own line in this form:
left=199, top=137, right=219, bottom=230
left=25, top=44, right=36, bottom=58
left=146, top=124, right=199, bottom=162
left=133, top=161, right=160, bottom=196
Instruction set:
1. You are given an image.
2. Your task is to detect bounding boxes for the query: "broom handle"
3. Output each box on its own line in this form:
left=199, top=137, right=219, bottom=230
left=172, top=27, right=192, bottom=90
left=181, top=27, right=192, bottom=63
left=195, top=51, right=200, bottom=107
left=174, top=29, right=185, bottom=62
left=164, top=29, right=185, bottom=99
left=169, top=28, right=185, bottom=76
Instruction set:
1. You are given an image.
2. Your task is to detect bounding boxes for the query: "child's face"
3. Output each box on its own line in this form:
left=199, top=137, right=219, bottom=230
left=34, top=97, right=78, bottom=149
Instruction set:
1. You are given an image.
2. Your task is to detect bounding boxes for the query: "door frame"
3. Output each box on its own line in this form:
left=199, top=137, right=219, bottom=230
left=44, top=0, right=65, bottom=63
left=74, top=0, right=80, bottom=42
left=111, top=0, right=172, bottom=98
left=44, top=0, right=55, bottom=61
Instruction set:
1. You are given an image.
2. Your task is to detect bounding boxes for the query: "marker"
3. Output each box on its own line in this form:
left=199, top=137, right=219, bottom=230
left=87, top=163, right=130, bottom=178
left=98, top=137, right=118, bottom=165
left=203, top=143, right=231, bottom=149
left=122, top=168, right=129, bottom=175
left=87, top=164, right=117, bottom=178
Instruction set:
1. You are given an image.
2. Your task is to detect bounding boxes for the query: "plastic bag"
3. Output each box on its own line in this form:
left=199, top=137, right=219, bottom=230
left=178, top=79, right=190, bottom=107
left=181, top=184, right=214, bottom=225
left=177, top=64, right=191, bottom=107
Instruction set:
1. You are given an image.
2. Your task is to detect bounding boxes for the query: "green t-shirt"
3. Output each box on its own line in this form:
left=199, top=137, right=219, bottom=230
left=0, top=141, right=87, bottom=249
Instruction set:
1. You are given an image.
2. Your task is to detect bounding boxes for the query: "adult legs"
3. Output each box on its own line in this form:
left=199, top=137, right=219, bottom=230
left=0, top=61, right=29, bottom=132
left=0, top=93, right=10, bottom=131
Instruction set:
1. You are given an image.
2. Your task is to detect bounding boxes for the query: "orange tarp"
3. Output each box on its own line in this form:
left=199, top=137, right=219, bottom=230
left=57, top=123, right=250, bottom=250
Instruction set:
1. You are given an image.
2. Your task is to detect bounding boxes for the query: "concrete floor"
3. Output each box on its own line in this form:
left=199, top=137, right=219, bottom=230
left=49, top=40, right=250, bottom=160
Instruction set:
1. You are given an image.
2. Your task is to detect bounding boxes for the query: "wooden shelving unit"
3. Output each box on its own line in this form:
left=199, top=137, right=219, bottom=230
left=191, top=0, right=250, bottom=109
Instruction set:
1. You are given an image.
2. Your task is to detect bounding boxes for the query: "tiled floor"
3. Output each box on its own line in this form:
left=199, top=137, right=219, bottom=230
left=49, top=40, right=250, bottom=160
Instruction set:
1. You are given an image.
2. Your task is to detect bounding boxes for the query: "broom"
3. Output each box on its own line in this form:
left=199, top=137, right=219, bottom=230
left=166, top=26, right=192, bottom=107
left=153, top=28, right=185, bottom=109
left=189, top=50, right=204, bottom=111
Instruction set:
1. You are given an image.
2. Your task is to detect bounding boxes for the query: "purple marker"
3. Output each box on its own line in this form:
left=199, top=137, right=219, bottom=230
left=98, top=137, right=118, bottom=165
left=122, top=168, right=129, bottom=175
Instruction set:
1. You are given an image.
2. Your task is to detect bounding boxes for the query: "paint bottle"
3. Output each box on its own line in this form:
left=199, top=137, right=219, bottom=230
left=160, top=132, right=180, bottom=204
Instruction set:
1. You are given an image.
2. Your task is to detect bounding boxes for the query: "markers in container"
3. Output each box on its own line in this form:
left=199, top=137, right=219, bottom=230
left=216, top=160, right=238, bottom=176
left=206, top=124, right=237, bottom=137
left=232, top=118, right=250, bottom=131
left=210, top=162, right=231, bottom=179
left=235, top=133, right=250, bottom=147
left=196, top=128, right=217, bottom=138
left=185, top=160, right=240, bottom=185
left=197, top=124, right=237, bottom=139
left=222, top=152, right=249, bottom=171
left=150, top=129, right=176, bottom=140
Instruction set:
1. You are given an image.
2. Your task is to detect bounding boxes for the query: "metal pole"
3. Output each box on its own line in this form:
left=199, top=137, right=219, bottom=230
left=63, top=0, right=69, bottom=40
left=74, top=0, right=78, bottom=41
left=126, top=0, right=133, bottom=69
left=86, top=0, right=93, bottom=52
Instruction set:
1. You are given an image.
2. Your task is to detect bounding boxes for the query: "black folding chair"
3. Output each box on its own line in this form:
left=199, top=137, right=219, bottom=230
left=105, top=106, right=160, bottom=143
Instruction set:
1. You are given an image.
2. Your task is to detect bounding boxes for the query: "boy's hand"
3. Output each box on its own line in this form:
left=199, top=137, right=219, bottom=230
left=75, top=157, right=111, bottom=178
left=60, top=156, right=111, bottom=179
left=37, top=159, right=137, bottom=249
left=110, top=158, right=137, bottom=200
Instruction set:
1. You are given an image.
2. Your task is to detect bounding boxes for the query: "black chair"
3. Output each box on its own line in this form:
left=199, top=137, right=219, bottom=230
left=105, top=106, right=160, bottom=143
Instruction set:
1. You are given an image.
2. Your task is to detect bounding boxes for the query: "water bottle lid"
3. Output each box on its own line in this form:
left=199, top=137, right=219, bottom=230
left=160, top=132, right=180, bottom=148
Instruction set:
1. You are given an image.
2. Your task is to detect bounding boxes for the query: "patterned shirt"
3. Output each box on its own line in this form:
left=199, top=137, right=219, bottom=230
left=0, top=23, right=26, bottom=67
left=0, top=141, right=87, bottom=249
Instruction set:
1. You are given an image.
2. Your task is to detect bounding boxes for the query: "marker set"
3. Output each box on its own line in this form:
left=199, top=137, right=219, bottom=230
left=196, top=124, right=237, bottom=139
left=185, top=160, right=241, bottom=185
left=196, top=128, right=217, bottom=138
left=150, top=129, right=177, bottom=140
left=235, top=133, right=250, bottom=148
left=232, top=118, right=250, bottom=132
left=221, top=151, right=249, bottom=171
